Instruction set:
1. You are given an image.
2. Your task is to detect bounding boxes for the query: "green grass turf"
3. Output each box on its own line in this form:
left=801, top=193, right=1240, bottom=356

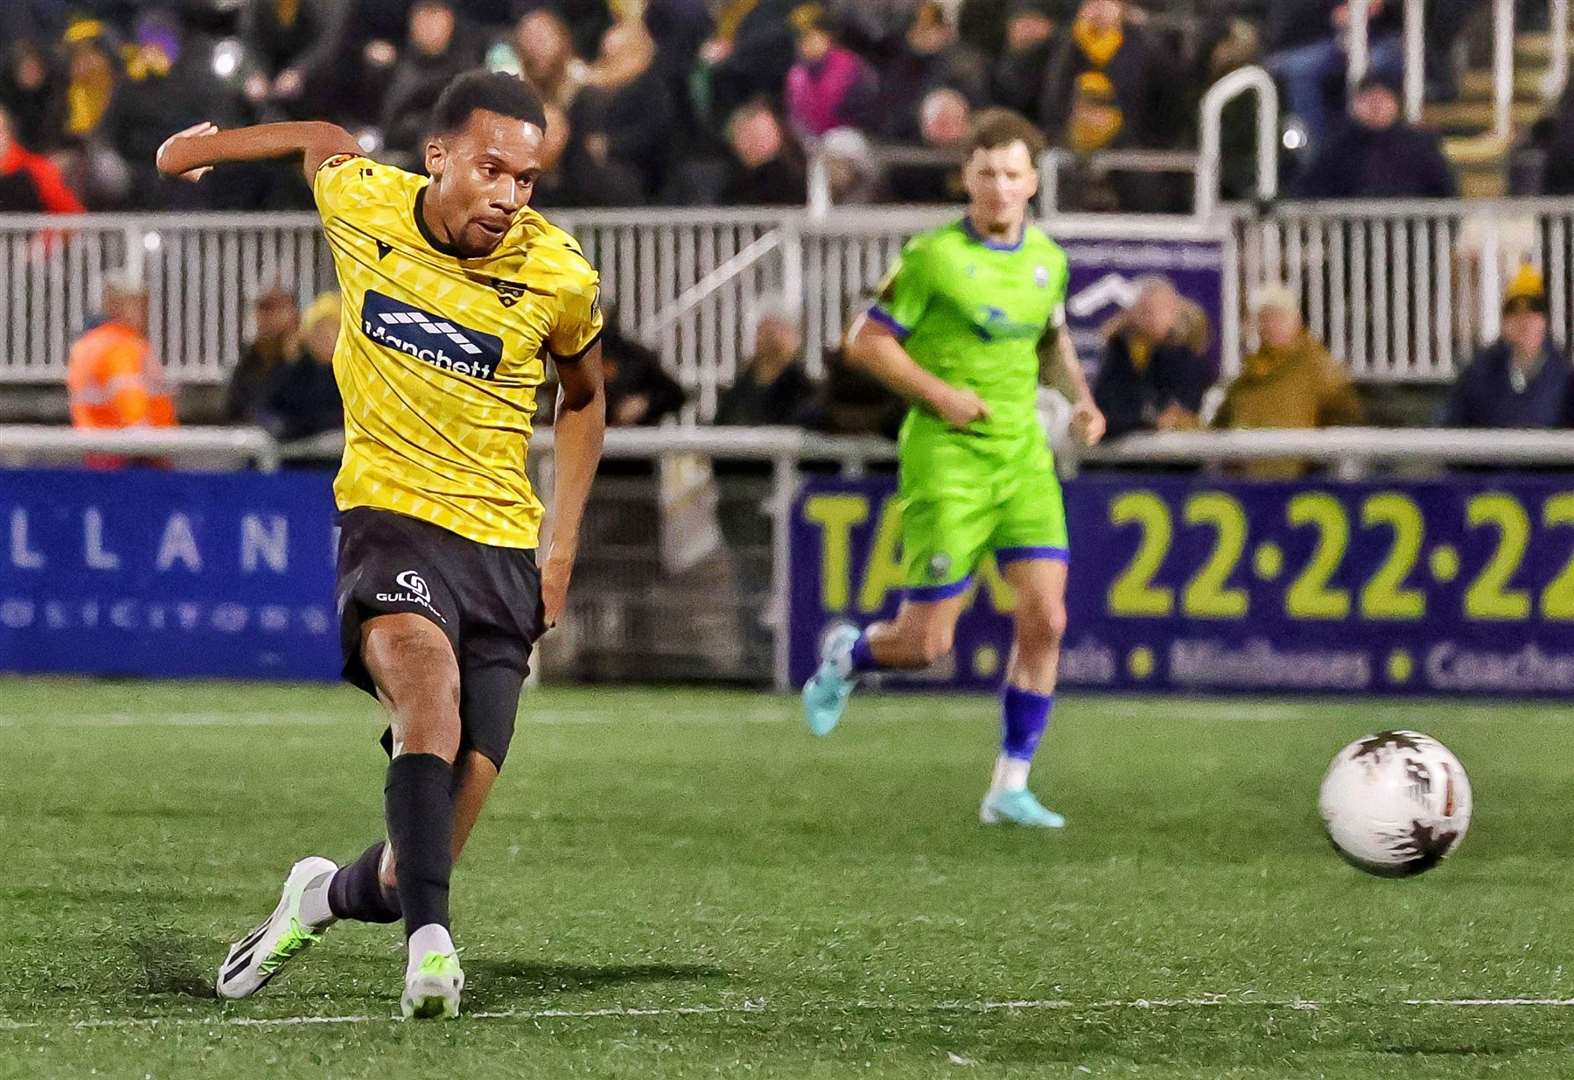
left=1, top=680, right=1572, bottom=1078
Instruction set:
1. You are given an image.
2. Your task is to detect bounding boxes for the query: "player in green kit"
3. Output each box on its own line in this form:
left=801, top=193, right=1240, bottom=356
left=802, top=109, right=1105, bottom=827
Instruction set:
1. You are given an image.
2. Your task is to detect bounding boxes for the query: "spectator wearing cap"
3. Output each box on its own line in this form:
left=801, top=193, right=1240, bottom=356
left=0, top=102, right=82, bottom=212
left=878, top=1, right=988, bottom=142
left=1441, top=267, right=1574, bottom=430
left=1294, top=70, right=1456, bottom=199
left=785, top=4, right=879, bottom=141
left=1266, top=0, right=1404, bottom=150
left=1094, top=276, right=1214, bottom=441
left=1037, top=0, right=1186, bottom=155
left=992, top=1, right=1057, bottom=118
left=815, top=126, right=883, bottom=204
left=1214, top=286, right=1363, bottom=478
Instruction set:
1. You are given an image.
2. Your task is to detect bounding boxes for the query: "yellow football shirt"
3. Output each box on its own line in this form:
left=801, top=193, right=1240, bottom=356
left=313, top=154, right=603, bottom=549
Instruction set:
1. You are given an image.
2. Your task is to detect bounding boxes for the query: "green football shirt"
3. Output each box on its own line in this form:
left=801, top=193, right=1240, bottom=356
left=868, top=218, right=1070, bottom=453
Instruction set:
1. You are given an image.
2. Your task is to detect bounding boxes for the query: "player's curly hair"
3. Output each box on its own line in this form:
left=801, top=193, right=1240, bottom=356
left=967, top=108, right=1047, bottom=161
left=432, top=70, right=547, bottom=137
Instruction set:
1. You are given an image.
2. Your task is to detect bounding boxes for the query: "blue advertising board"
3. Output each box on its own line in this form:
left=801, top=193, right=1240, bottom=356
left=791, top=474, right=1574, bottom=696
left=0, top=468, right=340, bottom=680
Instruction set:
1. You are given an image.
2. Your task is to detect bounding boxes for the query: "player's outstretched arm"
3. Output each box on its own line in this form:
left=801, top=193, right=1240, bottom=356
left=845, top=314, right=987, bottom=430
left=1039, top=325, right=1105, bottom=447
left=156, top=121, right=363, bottom=185
left=542, top=342, right=606, bottom=628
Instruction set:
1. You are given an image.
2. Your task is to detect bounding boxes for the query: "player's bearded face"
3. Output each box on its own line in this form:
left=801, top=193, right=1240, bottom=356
left=963, top=142, right=1038, bottom=235
left=424, top=109, right=546, bottom=258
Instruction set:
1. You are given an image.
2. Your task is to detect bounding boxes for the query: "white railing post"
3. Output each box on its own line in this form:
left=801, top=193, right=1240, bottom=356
left=1195, top=66, right=1279, bottom=219
left=807, top=153, right=832, bottom=221
left=1479, top=208, right=1504, bottom=343
left=1038, top=149, right=1063, bottom=216
left=1347, top=0, right=1372, bottom=96
left=1403, top=0, right=1426, bottom=123
left=1547, top=0, right=1570, bottom=101
left=1494, top=0, right=1516, bottom=141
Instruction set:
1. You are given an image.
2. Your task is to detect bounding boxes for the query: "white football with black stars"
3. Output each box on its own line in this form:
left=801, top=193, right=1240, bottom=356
left=1319, top=730, right=1472, bottom=877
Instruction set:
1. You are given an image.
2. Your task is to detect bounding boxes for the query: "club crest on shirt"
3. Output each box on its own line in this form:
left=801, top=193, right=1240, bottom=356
left=1035, top=265, right=1050, bottom=288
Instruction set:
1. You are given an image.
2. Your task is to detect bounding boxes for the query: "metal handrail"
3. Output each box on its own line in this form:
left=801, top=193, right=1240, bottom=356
left=1195, top=66, right=1279, bottom=219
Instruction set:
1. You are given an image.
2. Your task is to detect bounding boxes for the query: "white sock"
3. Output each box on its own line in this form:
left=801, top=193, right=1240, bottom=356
left=408, top=923, right=456, bottom=973
left=297, top=870, right=336, bottom=928
left=830, top=635, right=858, bottom=678
left=990, top=755, right=1031, bottom=795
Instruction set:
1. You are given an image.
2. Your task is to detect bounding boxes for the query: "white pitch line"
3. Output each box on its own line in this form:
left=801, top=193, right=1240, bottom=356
left=6, top=995, right=1574, bottom=1032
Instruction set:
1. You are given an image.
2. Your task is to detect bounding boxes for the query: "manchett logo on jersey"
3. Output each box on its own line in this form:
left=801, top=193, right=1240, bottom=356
left=360, top=290, right=504, bottom=381
left=376, top=569, right=446, bottom=622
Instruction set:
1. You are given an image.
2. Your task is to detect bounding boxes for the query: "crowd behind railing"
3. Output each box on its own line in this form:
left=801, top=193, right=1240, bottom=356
left=51, top=259, right=1574, bottom=470
left=2, top=0, right=1562, bottom=219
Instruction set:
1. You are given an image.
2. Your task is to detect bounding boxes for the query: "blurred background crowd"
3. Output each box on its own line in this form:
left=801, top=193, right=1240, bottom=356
left=6, top=0, right=1566, bottom=217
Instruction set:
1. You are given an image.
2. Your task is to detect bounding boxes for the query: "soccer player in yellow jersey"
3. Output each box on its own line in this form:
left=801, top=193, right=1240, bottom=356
left=156, top=72, right=606, bottom=1019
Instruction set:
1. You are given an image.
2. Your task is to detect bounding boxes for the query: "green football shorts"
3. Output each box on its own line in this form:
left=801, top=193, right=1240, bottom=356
left=897, top=432, right=1069, bottom=601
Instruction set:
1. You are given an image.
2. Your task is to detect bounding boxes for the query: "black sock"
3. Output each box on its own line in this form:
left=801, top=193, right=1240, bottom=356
left=384, top=753, right=455, bottom=938
left=327, top=841, right=402, bottom=924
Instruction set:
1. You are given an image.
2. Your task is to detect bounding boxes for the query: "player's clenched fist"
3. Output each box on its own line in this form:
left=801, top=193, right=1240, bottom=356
left=931, top=385, right=990, bottom=429
left=156, top=122, right=218, bottom=182
left=1069, top=399, right=1106, bottom=447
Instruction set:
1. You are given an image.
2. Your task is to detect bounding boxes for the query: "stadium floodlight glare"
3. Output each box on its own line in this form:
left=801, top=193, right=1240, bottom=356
left=212, top=40, right=243, bottom=80
left=142, top=232, right=163, bottom=253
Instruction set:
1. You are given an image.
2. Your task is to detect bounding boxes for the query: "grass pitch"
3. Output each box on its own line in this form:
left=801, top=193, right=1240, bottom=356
left=1, top=680, right=1572, bottom=1078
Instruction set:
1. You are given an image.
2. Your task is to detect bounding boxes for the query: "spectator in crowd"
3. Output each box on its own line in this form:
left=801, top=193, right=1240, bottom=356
left=224, top=287, right=300, bottom=425
left=785, top=4, right=879, bottom=142
left=1293, top=70, right=1456, bottom=199
left=1215, top=286, right=1363, bottom=478
left=237, top=0, right=333, bottom=109
left=719, top=98, right=807, bottom=206
left=603, top=317, right=687, bottom=427
left=563, top=15, right=675, bottom=205
left=885, top=86, right=970, bottom=202
left=106, top=10, right=256, bottom=209
left=1206, top=19, right=1268, bottom=202
left=1038, top=0, right=1183, bottom=150
left=878, top=2, right=988, bottom=143
left=716, top=305, right=818, bottom=427
left=815, top=125, right=884, bottom=205
left=1093, top=277, right=1213, bottom=440
left=0, top=103, right=82, bottom=212
left=831, top=0, right=927, bottom=59
left=810, top=346, right=906, bottom=439
left=1536, top=79, right=1574, bottom=197
left=259, top=291, right=343, bottom=443
left=1265, top=0, right=1403, bottom=148
left=697, top=0, right=799, bottom=132
left=67, top=273, right=176, bottom=433
left=1441, top=266, right=1574, bottom=429
left=1, top=41, right=66, bottom=152
left=380, top=1, right=482, bottom=163
left=492, top=7, right=585, bottom=110
left=991, top=0, right=1057, bottom=118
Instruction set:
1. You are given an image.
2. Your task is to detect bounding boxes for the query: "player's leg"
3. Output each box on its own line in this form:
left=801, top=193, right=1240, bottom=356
left=803, top=477, right=989, bottom=734
left=979, top=556, right=1069, bottom=828
left=357, top=611, right=467, bottom=1018
left=978, top=454, right=1071, bottom=828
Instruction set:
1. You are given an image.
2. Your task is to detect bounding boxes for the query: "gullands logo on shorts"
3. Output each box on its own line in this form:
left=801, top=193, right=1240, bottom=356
left=376, top=569, right=446, bottom=623
left=361, top=289, right=504, bottom=381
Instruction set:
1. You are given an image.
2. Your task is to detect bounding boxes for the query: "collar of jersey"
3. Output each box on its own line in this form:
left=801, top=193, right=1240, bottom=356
left=961, top=216, right=1025, bottom=253
left=413, top=186, right=464, bottom=259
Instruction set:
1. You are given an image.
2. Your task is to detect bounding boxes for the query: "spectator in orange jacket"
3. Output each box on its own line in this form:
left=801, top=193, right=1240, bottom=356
left=67, top=274, right=176, bottom=431
left=0, top=102, right=83, bottom=213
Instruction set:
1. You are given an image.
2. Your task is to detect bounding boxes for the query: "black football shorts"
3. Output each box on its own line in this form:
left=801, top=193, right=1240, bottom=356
left=335, top=506, right=546, bottom=770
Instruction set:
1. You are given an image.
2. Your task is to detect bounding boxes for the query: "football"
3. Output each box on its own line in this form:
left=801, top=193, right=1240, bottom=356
left=1318, top=730, right=1473, bottom=878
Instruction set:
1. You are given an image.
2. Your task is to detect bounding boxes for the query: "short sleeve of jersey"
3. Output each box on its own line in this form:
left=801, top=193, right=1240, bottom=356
left=311, top=153, right=375, bottom=224
left=868, top=236, right=933, bottom=339
left=547, top=264, right=605, bottom=362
